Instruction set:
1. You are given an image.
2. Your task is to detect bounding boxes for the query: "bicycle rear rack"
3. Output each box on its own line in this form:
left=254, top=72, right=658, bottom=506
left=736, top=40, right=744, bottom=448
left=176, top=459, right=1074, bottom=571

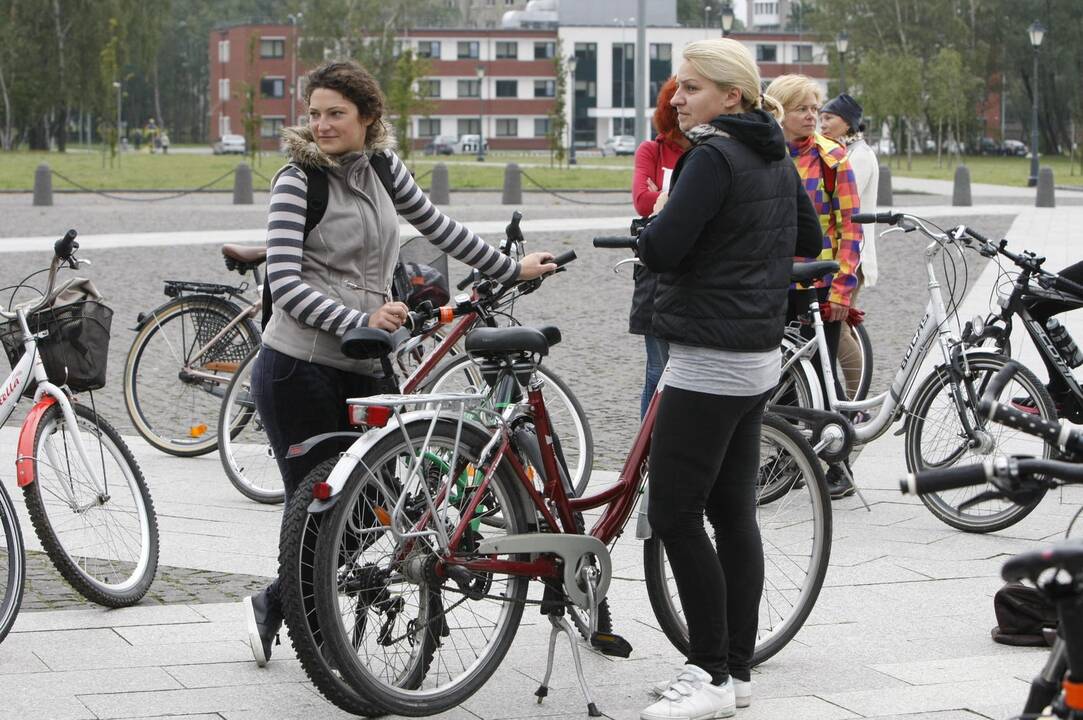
left=163, top=279, right=247, bottom=298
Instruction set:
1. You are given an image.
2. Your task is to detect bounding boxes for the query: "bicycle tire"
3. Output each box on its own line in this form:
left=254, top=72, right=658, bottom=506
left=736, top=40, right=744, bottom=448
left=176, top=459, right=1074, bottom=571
left=904, top=352, right=1052, bottom=533
left=22, top=402, right=159, bottom=607
left=123, top=295, right=259, bottom=457
left=420, top=354, right=594, bottom=496
left=642, top=413, right=831, bottom=666
left=0, top=481, right=25, bottom=644
left=837, top=321, right=873, bottom=402
left=313, top=419, right=530, bottom=716
left=218, top=348, right=284, bottom=504
left=277, top=462, right=387, bottom=716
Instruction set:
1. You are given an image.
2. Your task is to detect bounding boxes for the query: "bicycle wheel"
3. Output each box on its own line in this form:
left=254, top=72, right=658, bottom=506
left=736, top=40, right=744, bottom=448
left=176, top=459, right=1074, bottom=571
left=0, top=481, right=25, bottom=644
left=22, top=402, right=158, bottom=607
left=277, top=464, right=386, bottom=717
left=643, top=413, right=831, bottom=666
left=313, top=419, right=530, bottom=716
left=124, top=296, right=259, bottom=457
left=904, top=352, right=1052, bottom=533
left=420, top=354, right=594, bottom=496
left=218, top=349, right=283, bottom=504
left=837, top=321, right=873, bottom=402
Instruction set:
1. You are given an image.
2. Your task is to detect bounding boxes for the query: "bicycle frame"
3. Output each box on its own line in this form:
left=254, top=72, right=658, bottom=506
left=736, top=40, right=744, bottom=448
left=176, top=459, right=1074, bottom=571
left=787, top=235, right=963, bottom=444
left=0, top=309, right=104, bottom=493
left=997, top=279, right=1083, bottom=403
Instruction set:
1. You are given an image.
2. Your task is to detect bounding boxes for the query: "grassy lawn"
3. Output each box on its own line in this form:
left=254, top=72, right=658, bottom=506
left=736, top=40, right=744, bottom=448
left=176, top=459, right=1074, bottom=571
left=2, top=146, right=1081, bottom=191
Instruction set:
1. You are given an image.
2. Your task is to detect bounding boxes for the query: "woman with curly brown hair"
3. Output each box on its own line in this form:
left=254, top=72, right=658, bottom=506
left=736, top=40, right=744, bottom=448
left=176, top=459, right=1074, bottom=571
left=242, top=59, right=557, bottom=667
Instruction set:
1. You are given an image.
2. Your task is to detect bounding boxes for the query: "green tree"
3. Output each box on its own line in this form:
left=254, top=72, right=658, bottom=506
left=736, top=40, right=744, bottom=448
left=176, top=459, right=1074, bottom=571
left=857, top=49, right=921, bottom=169
left=238, top=33, right=262, bottom=166
left=926, top=48, right=981, bottom=166
left=547, top=44, right=567, bottom=168
left=385, top=48, right=432, bottom=160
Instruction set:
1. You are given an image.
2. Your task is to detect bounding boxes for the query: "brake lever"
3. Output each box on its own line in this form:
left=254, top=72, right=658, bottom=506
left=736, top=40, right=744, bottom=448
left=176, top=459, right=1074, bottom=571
left=613, top=257, right=640, bottom=274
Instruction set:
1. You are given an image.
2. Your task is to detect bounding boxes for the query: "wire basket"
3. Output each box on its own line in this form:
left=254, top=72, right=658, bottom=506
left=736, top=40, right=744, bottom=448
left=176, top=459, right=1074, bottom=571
left=395, top=236, right=450, bottom=309
left=0, top=300, right=114, bottom=392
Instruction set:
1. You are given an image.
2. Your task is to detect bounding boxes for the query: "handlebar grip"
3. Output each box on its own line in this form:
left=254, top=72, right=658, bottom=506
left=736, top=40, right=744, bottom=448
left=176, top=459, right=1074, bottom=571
left=593, top=236, right=638, bottom=249
left=852, top=211, right=902, bottom=225
left=987, top=402, right=1064, bottom=447
left=457, top=269, right=479, bottom=291
left=900, top=462, right=990, bottom=496
left=551, top=249, right=577, bottom=267
left=963, top=225, right=990, bottom=244
left=54, top=229, right=78, bottom=260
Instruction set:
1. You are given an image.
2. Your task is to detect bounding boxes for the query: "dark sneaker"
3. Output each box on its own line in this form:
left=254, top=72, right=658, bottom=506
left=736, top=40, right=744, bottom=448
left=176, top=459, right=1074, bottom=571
left=243, top=588, right=283, bottom=667
left=825, top=465, right=855, bottom=500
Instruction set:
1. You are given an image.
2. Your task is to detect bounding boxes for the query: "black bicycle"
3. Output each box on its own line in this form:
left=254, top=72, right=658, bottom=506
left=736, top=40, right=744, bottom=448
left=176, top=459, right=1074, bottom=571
left=901, top=359, right=1083, bottom=719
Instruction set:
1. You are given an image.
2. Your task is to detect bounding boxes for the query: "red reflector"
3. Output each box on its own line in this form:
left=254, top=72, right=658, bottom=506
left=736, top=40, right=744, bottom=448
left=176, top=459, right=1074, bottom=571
left=312, top=481, right=332, bottom=500
left=286, top=443, right=305, bottom=458
left=349, top=404, right=392, bottom=428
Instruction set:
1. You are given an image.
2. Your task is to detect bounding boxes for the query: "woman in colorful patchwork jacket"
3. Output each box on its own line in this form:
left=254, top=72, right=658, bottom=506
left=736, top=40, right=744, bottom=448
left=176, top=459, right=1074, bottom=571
left=765, top=73, right=863, bottom=499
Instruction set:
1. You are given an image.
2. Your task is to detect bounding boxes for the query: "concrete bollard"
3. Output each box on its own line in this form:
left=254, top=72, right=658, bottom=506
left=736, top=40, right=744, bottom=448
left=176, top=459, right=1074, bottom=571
left=877, top=164, right=892, bottom=207
left=502, top=163, right=522, bottom=205
left=1036, top=167, right=1055, bottom=208
left=429, top=163, right=450, bottom=205
left=33, top=163, right=53, bottom=206
left=952, top=165, right=972, bottom=207
left=233, top=163, right=254, bottom=205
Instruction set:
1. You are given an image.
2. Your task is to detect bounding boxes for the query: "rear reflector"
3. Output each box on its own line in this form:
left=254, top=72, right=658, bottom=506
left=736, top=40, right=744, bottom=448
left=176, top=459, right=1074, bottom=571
left=312, top=481, right=332, bottom=500
left=348, top=404, right=392, bottom=427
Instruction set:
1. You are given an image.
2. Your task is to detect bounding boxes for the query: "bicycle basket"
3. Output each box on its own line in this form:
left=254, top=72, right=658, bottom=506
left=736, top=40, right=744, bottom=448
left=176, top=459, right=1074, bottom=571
left=394, top=237, right=451, bottom=310
left=0, top=297, right=114, bottom=393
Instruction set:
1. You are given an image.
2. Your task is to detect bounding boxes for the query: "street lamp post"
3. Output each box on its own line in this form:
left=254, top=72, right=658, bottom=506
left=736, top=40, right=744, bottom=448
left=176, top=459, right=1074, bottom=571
left=567, top=54, right=577, bottom=166
left=475, top=64, right=486, bottom=162
left=835, top=31, right=849, bottom=94
left=112, top=80, right=122, bottom=166
left=1027, top=20, right=1046, bottom=187
left=721, top=4, right=734, bottom=36
left=704, top=5, right=712, bottom=36
left=288, top=13, right=303, bottom=125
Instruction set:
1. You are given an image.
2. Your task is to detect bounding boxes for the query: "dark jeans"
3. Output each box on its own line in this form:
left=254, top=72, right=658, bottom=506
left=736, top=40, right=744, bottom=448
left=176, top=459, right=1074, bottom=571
left=788, top=287, right=844, bottom=402
left=641, top=335, right=670, bottom=418
left=251, top=346, right=390, bottom=610
left=1026, top=259, right=1083, bottom=397
left=647, top=386, right=769, bottom=685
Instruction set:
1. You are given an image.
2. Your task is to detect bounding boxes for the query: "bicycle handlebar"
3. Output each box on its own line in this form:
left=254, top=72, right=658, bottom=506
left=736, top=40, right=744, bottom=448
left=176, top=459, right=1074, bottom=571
left=0, top=229, right=83, bottom=321
left=592, top=236, right=639, bottom=250
left=900, top=461, right=992, bottom=495
left=852, top=211, right=903, bottom=225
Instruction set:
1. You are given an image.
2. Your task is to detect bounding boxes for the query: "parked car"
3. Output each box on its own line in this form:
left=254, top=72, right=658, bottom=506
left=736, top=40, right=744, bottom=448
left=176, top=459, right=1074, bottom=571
left=875, top=137, right=896, bottom=156
left=977, top=137, right=1001, bottom=155
left=456, top=134, right=488, bottom=154
left=423, top=135, right=456, bottom=155
left=601, top=135, right=636, bottom=157
left=212, top=134, right=246, bottom=155
left=1002, top=139, right=1029, bottom=157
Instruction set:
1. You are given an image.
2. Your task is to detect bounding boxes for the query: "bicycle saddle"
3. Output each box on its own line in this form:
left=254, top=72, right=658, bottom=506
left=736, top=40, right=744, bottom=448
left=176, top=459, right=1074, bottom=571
left=341, top=326, right=398, bottom=360
left=465, top=326, right=559, bottom=357
left=790, top=260, right=840, bottom=284
left=221, top=244, right=267, bottom=273
left=1001, top=539, right=1083, bottom=584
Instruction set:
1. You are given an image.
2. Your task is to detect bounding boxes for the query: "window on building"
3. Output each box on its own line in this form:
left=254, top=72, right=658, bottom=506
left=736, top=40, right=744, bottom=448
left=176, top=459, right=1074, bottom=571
left=506, top=0, right=515, bottom=4
left=218, top=78, right=230, bottom=101
left=418, top=79, right=441, bottom=98
left=496, top=41, right=518, bottom=59
left=260, top=38, right=285, bottom=58
left=534, top=117, right=550, bottom=137
left=756, top=45, right=778, bottom=62
left=534, top=79, right=555, bottom=97
left=458, top=41, right=479, bottom=59
left=457, top=118, right=480, bottom=136
left=261, top=116, right=285, bottom=138
left=534, top=41, right=556, bottom=59
left=612, top=118, right=635, bottom=135
left=649, top=43, right=672, bottom=104
left=219, top=115, right=231, bottom=137
left=418, top=118, right=441, bottom=137
left=649, top=43, right=671, bottom=62
left=496, top=118, right=518, bottom=136
left=612, top=43, right=634, bottom=108
left=260, top=77, right=285, bottom=98
left=495, top=80, right=518, bottom=97
left=417, top=41, right=440, bottom=59
left=458, top=79, right=481, bottom=98
left=218, top=40, right=230, bottom=63
left=793, top=45, right=813, bottom=63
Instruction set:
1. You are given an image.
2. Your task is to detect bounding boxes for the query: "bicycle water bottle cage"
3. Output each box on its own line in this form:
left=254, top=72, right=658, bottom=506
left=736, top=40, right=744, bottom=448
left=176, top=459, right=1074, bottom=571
left=163, top=279, right=245, bottom=298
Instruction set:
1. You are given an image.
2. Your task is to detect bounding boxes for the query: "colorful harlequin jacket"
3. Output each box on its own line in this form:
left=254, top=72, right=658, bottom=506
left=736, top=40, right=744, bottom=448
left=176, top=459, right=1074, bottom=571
left=788, top=133, right=863, bottom=306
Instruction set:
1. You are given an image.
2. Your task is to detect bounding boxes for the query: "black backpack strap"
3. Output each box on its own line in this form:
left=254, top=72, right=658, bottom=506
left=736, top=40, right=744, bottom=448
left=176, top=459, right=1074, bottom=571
left=262, top=165, right=329, bottom=330
left=370, top=150, right=397, bottom=201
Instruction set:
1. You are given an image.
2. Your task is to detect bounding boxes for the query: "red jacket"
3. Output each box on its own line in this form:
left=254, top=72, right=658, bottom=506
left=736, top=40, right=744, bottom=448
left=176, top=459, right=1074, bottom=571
left=632, top=135, right=687, bottom=217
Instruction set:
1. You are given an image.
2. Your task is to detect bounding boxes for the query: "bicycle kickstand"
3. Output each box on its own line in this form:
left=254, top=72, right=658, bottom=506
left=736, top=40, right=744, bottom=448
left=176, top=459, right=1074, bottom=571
left=535, top=613, right=601, bottom=717
left=837, top=461, right=871, bottom=511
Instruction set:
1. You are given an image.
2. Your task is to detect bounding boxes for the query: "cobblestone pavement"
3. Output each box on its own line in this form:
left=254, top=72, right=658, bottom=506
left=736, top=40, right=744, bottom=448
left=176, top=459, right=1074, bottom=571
left=0, top=194, right=1027, bottom=613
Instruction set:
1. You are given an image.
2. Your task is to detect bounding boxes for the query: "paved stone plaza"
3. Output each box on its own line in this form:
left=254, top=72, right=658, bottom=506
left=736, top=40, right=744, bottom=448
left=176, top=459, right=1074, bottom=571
left=0, top=179, right=1080, bottom=719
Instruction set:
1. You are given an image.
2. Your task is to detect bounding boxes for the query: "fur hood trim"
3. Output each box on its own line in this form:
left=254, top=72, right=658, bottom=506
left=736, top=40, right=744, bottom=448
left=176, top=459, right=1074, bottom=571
left=280, top=120, right=397, bottom=167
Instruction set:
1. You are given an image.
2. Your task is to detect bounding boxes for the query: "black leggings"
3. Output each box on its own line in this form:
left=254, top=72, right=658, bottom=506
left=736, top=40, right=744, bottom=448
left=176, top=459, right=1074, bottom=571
left=647, top=386, right=768, bottom=685
left=1025, top=259, right=1083, bottom=397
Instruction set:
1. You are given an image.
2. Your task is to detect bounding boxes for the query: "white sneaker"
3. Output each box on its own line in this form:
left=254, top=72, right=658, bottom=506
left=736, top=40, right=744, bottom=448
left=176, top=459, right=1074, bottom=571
left=640, top=665, right=736, bottom=720
left=650, top=674, right=750, bottom=709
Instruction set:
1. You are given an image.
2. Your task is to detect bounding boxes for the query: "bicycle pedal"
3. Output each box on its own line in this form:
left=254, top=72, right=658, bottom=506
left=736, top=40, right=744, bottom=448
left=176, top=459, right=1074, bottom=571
left=590, top=631, right=632, bottom=658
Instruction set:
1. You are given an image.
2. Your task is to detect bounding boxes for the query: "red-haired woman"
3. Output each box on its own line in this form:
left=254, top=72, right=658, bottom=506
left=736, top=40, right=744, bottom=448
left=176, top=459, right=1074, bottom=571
left=630, top=77, right=691, bottom=416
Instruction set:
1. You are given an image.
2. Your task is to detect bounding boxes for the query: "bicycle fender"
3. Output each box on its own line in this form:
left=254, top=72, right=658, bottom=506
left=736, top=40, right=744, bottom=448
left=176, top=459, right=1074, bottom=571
left=16, top=395, right=57, bottom=487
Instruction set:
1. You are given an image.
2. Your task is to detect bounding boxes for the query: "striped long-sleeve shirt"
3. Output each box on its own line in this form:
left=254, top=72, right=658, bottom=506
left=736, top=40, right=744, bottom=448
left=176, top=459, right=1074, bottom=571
left=265, top=149, right=519, bottom=336
left=788, top=134, right=863, bottom=306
